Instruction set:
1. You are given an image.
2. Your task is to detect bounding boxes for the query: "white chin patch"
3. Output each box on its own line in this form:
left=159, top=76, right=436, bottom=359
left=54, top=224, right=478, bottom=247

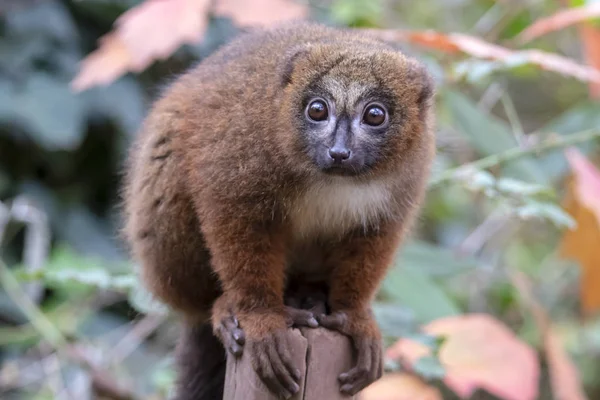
left=289, top=176, right=392, bottom=239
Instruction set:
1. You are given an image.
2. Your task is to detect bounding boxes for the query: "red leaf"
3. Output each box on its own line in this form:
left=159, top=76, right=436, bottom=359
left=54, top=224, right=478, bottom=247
left=511, top=272, right=588, bottom=400
left=577, top=23, right=600, bottom=99
left=71, top=34, right=134, bottom=91
left=560, top=148, right=600, bottom=315
left=370, top=30, right=600, bottom=84
left=518, top=3, right=600, bottom=98
left=565, top=148, right=600, bottom=227
left=388, top=314, right=540, bottom=400
left=545, top=330, right=588, bottom=400
left=359, top=373, right=442, bottom=400
left=72, top=0, right=211, bottom=92
left=518, top=3, right=600, bottom=44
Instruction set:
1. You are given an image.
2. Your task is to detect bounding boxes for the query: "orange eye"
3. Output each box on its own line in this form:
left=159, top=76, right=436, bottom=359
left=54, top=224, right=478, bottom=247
left=307, top=100, right=328, bottom=122
left=363, top=105, right=386, bottom=126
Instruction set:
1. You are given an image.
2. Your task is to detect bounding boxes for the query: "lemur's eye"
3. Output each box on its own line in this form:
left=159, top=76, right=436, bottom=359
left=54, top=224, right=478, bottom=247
left=363, top=104, right=386, bottom=126
left=306, top=100, right=328, bottom=122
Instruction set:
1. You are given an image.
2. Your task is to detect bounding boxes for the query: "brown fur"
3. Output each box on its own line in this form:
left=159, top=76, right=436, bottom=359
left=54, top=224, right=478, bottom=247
left=122, top=21, right=435, bottom=399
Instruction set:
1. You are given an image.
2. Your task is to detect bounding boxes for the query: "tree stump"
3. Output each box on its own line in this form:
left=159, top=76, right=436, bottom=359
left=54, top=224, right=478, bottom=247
left=223, top=328, right=356, bottom=399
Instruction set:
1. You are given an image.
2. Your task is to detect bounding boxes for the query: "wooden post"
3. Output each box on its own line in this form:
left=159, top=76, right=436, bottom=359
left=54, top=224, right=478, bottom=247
left=223, top=328, right=356, bottom=399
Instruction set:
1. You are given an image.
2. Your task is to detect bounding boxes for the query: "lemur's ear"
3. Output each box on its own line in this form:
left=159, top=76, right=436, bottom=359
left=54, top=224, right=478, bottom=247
left=280, top=45, right=312, bottom=87
left=406, top=59, right=436, bottom=116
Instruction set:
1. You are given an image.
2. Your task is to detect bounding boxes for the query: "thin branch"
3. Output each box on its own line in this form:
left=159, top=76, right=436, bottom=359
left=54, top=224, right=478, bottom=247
left=107, top=314, right=166, bottom=365
left=477, top=81, right=505, bottom=112
left=66, top=345, right=141, bottom=400
left=429, top=129, right=600, bottom=188
left=500, top=93, right=525, bottom=145
left=41, top=352, right=69, bottom=400
left=458, top=208, right=509, bottom=256
left=0, top=258, right=68, bottom=349
left=11, top=196, right=50, bottom=303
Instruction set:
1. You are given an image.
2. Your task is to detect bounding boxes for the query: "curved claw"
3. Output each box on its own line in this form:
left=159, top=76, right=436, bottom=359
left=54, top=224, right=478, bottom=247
left=338, top=336, right=383, bottom=395
left=317, top=311, right=347, bottom=332
left=217, top=315, right=246, bottom=357
left=250, top=330, right=301, bottom=399
left=285, top=306, right=319, bottom=328
left=217, top=300, right=321, bottom=360
left=317, top=311, right=383, bottom=395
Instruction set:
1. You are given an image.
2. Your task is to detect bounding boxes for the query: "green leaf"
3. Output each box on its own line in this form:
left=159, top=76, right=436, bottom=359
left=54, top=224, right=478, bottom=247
left=402, top=332, right=446, bottom=353
left=441, top=89, right=547, bottom=184
left=127, top=263, right=169, bottom=315
left=0, top=36, right=50, bottom=73
left=496, top=178, right=553, bottom=198
left=372, top=303, right=415, bottom=339
left=380, top=264, right=460, bottom=324
left=47, top=268, right=134, bottom=290
left=13, top=245, right=135, bottom=292
left=128, top=277, right=170, bottom=316
left=452, top=58, right=538, bottom=83
left=3, top=73, right=86, bottom=150
left=5, top=0, right=78, bottom=43
left=0, top=293, right=27, bottom=324
left=457, top=168, right=498, bottom=197
left=536, top=102, right=600, bottom=180
left=397, top=240, right=478, bottom=277
left=453, top=60, right=499, bottom=83
left=516, top=200, right=576, bottom=229
left=413, top=355, right=446, bottom=380
left=151, top=357, right=177, bottom=394
left=330, top=0, right=384, bottom=27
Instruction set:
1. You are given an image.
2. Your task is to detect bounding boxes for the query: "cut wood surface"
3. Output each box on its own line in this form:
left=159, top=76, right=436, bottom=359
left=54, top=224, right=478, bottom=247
left=223, top=328, right=356, bottom=400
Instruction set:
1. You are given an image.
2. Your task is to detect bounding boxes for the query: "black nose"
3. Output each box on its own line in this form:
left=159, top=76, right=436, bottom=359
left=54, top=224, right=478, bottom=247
left=328, top=147, right=351, bottom=162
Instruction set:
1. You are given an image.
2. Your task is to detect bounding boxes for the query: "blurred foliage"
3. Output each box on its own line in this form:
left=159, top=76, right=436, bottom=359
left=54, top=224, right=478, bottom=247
left=1, top=0, right=600, bottom=399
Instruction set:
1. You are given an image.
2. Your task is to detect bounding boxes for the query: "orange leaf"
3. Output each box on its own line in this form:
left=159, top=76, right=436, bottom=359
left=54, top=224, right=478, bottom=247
left=518, top=3, right=600, bottom=44
left=71, top=34, right=134, bottom=91
left=72, top=0, right=211, bottom=92
left=214, top=0, right=309, bottom=27
left=511, top=271, right=588, bottom=400
left=371, top=30, right=600, bottom=84
left=388, top=314, right=539, bottom=400
left=578, top=23, right=600, bottom=98
left=545, top=330, right=588, bottom=400
left=560, top=148, right=600, bottom=315
left=518, top=2, right=600, bottom=98
left=359, top=373, right=441, bottom=400
left=564, top=148, right=600, bottom=227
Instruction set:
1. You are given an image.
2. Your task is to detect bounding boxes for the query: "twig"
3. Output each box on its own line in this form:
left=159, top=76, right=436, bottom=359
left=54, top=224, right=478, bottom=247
left=66, top=345, right=141, bottom=400
left=41, top=352, right=69, bottom=400
left=477, top=81, right=505, bottom=112
left=500, top=93, right=525, bottom=145
left=107, top=314, right=166, bottom=365
left=0, top=197, right=140, bottom=399
left=429, top=129, right=600, bottom=187
left=458, top=208, right=510, bottom=256
left=10, top=196, right=50, bottom=303
left=0, top=258, right=68, bottom=349
left=0, top=261, right=74, bottom=398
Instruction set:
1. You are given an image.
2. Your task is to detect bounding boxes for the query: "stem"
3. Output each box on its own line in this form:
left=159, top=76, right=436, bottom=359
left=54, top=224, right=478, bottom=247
left=428, top=129, right=600, bottom=188
left=0, top=258, right=68, bottom=349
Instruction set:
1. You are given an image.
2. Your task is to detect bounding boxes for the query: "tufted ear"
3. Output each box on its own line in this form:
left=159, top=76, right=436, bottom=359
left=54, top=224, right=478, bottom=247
left=406, top=59, right=435, bottom=116
left=280, top=45, right=312, bottom=87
